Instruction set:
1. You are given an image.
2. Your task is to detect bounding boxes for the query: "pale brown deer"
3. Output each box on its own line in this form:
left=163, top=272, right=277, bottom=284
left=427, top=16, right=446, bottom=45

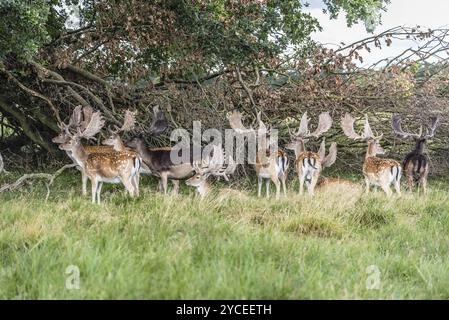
left=391, top=115, right=440, bottom=194
left=227, top=110, right=288, bottom=199
left=59, top=110, right=141, bottom=203
left=341, top=113, right=401, bottom=196
left=185, top=145, right=237, bottom=198
left=52, top=105, right=113, bottom=195
left=285, top=112, right=337, bottom=196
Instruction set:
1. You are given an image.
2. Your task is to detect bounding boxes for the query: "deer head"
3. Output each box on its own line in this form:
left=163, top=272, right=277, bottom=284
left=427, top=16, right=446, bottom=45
left=53, top=105, right=84, bottom=144
left=103, top=109, right=136, bottom=148
left=187, top=145, right=236, bottom=186
left=59, top=109, right=105, bottom=152
left=286, top=112, right=333, bottom=157
left=341, top=113, right=385, bottom=156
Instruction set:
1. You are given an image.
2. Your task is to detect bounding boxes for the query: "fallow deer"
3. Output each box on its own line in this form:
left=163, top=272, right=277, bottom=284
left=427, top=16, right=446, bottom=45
left=53, top=105, right=114, bottom=195
left=59, top=110, right=141, bottom=203
left=341, top=113, right=401, bottom=196
left=124, top=105, right=198, bottom=194
left=103, top=109, right=144, bottom=196
left=185, top=145, right=237, bottom=198
left=391, top=115, right=439, bottom=194
left=285, top=112, right=337, bottom=196
left=227, top=110, right=288, bottom=199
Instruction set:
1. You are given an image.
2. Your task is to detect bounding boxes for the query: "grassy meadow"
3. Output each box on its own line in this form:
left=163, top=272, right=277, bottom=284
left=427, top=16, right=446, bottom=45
left=0, top=172, right=449, bottom=299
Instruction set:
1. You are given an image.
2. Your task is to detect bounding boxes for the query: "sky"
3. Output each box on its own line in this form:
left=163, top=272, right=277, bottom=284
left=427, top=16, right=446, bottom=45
left=304, top=0, right=449, bottom=67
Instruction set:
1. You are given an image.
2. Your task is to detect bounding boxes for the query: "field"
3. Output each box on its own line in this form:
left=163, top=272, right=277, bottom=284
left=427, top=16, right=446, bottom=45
left=0, top=172, right=449, bottom=299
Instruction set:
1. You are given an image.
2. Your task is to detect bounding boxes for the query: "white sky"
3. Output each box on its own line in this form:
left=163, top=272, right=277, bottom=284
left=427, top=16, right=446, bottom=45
left=304, top=0, right=449, bottom=67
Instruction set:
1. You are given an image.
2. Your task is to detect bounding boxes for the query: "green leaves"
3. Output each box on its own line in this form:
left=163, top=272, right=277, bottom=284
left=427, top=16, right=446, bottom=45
left=0, top=0, right=52, bottom=60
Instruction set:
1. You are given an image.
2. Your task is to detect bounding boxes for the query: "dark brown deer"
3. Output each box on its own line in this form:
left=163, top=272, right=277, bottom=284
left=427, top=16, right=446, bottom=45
left=125, top=106, right=198, bottom=194
left=391, top=115, right=440, bottom=194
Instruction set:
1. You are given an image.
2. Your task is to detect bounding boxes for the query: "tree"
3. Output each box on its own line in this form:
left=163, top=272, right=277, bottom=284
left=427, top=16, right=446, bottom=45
left=0, top=0, right=393, bottom=165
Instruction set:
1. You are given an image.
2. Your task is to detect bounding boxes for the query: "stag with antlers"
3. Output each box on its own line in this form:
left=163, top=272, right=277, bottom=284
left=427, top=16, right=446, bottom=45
left=52, top=105, right=115, bottom=195
left=285, top=112, right=337, bottom=196
left=58, top=110, right=141, bottom=203
left=391, top=115, right=440, bottom=194
left=227, top=110, right=288, bottom=199
left=341, top=113, right=401, bottom=196
left=186, top=145, right=237, bottom=198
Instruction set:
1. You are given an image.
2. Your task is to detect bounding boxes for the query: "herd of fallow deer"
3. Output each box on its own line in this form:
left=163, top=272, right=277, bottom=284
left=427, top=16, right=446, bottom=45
left=51, top=105, right=440, bottom=203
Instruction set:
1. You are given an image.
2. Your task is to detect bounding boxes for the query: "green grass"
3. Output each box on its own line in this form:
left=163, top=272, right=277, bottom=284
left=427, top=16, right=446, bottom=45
left=0, top=173, right=449, bottom=299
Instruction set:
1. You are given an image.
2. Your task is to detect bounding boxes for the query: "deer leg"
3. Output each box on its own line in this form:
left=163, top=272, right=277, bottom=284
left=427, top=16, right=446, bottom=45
left=394, top=180, right=401, bottom=196
left=96, top=182, right=103, bottom=204
left=171, top=180, right=180, bottom=195
left=271, top=175, right=280, bottom=200
left=281, top=175, right=287, bottom=197
left=380, top=184, right=392, bottom=197
left=121, top=177, right=135, bottom=197
left=82, top=171, right=88, bottom=196
left=308, top=174, right=318, bottom=196
left=265, top=179, right=270, bottom=198
left=364, top=178, right=370, bottom=194
left=407, top=173, right=414, bottom=192
left=91, top=178, right=98, bottom=204
left=161, top=172, right=168, bottom=195
left=257, top=176, right=263, bottom=197
left=299, top=175, right=305, bottom=195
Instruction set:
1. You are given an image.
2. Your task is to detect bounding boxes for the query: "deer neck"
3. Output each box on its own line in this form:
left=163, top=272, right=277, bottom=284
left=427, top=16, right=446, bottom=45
left=295, top=140, right=307, bottom=158
left=365, top=140, right=376, bottom=159
left=415, top=139, right=426, bottom=154
left=196, top=180, right=211, bottom=198
left=113, top=138, right=126, bottom=152
left=71, top=143, right=89, bottom=168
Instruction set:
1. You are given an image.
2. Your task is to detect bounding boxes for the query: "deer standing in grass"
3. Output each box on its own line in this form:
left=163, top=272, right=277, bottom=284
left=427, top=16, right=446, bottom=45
left=125, top=106, right=197, bottom=194
left=285, top=112, right=337, bottom=196
left=341, top=113, right=401, bottom=196
left=391, top=115, right=439, bottom=194
left=53, top=105, right=114, bottom=195
left=228, top=110, right=288, bottom=199
left=186, top=145, right=237, bottom=198
left=59, top=110, right=141, bottom=203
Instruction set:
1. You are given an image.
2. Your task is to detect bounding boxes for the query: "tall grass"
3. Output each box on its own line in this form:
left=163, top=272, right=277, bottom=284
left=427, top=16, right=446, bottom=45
left=0, top=173, right=448, bottom=299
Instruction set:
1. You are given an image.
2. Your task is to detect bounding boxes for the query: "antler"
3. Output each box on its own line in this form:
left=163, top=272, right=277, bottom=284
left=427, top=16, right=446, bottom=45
left=67, top=105, right=83, bottom=129
left=227, top=110, right=254, bottom=134
left=148, top=105, right=168, bottom=135
left=391, top=115, right=422, bottom=139
left=341, top=113, right=382, bottom=140
left=311, top=112, right=332, bottom=138
left=321, top=142, right=337, bottom=168
left=424, top=116, right=440, bottom=139
left=76, top=111, right=105, bottom=140
left=292, top=112, right=332, bottom=138
left=110, top=109, right=136, bottom=134
left=193, top=145, right=236, bottom=181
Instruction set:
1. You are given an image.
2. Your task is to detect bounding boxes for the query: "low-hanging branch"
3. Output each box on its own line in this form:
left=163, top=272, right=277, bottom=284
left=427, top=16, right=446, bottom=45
left=0, top=164, right=77, bottom=200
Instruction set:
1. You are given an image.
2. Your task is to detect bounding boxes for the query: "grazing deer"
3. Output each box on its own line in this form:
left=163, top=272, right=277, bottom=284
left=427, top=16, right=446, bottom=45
left=391, top=115, right=440, bottom=194
left=285, top=112, right=337, bottom=196
left=185, top=145, right=237, bottom=198
left=227, top=110, right=288, bottom=199
left=53, top=105, right=114, bottom=195
left=341, top=113, right=401, bottom=196
left=59, top=110, right=141, bottom=203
